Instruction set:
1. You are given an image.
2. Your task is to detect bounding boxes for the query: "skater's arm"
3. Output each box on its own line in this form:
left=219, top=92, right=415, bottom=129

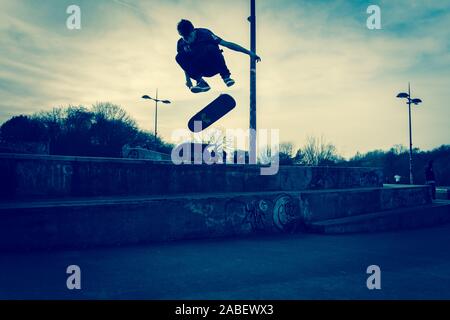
left=219, top=40, right=261, bottom=62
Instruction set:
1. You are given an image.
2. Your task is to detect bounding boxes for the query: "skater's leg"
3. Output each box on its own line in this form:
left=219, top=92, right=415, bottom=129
left=200, top=46, right=231, bottom=79
left=175, top=53, right=203, bottom=81
left=176, top=53, right=211, bottom=93
left=200, top=46, right=235, bottom=87
left=176, top=53, right=212, bottom=93
left=215, top=51, right=231, bottom=80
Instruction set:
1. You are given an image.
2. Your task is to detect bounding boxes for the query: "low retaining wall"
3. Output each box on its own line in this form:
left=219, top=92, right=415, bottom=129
left=309, top=202, right=450, bottom=234
left=437, top=188, right=450, bottom=200
left=0, top=153, right=383, bottom=200
left=0, top=186, right=430, bottom=250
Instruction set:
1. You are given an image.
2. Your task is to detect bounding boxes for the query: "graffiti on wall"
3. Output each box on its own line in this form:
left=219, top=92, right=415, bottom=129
left=243, top=199, right=269, bottom=231
left=225, top=199, right=268, bottom=232
left=272, top=194, right=300, bottom=232
left=225, top=194, right=302, bottom=233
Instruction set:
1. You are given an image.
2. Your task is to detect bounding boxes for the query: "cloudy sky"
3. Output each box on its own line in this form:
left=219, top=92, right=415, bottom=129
left=0, top=0, right=449, bottom=157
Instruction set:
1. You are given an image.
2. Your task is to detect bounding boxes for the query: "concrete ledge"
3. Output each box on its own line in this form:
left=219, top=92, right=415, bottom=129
left=307, top=201, right=450, bottom=234
left=437, top=188, right=450, bottom=200
left=0, top=186, right=430, bottom=251
left=301, top=185, right=431, bottom=222
left=0, top=153, right=383, bottom=200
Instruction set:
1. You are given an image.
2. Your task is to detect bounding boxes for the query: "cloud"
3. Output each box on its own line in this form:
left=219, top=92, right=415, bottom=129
left=0, top=0, right=449, bottom=158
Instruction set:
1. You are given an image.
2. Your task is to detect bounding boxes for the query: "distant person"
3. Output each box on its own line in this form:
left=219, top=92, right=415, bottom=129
left=425, top=160, right=436, bottom=200
left=175, top=19, right=261, bottom=93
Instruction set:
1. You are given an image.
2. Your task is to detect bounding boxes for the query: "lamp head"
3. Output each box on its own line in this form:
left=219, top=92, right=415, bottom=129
left=396, top=92, right=409, bottom=99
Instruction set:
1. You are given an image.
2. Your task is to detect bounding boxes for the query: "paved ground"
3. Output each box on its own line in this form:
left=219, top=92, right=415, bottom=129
left=1, top=224, right=450, bottom=300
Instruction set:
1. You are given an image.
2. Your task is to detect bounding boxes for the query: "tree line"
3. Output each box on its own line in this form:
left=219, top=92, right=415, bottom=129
left=1, top=104, right=448, bottom=186
left=0, top=103, right=173, bottom=157
left=277, top=138, right=450, bottom=186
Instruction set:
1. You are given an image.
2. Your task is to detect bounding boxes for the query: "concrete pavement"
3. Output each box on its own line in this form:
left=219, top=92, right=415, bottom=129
left=1, top=224, right=450, bottom=300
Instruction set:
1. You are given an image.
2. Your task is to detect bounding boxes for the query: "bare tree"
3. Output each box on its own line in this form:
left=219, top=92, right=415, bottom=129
left=92, top=102, right=136, bottom=126
left=198, top=127, right=234, bottom=163
left=278, top=142, right=294, bottom=165
left=391, top=144, right=407, bottom=155
left=297, top=135, right=339, bottom=166
left=258, top=146, right=272, bottom=165
left=279, top=142, right=294, bottom=158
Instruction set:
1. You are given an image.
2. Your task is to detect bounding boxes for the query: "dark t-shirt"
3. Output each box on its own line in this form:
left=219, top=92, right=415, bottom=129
left=177, top=28, right=222, bottom=55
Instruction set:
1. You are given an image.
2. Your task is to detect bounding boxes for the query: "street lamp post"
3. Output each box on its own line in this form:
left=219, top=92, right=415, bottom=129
left=396, top=82, right=423, bottom=184
left=248, top=0, right=257, bottom=164
left=142, top=90, right=171, bottom=143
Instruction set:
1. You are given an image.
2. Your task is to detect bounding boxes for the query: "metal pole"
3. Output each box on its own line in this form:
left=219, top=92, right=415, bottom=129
left=408, top=82, right=413, bottom=184
left=249, top=0, right=257, bottom=164
left=155, top=89, right=158, bottom=143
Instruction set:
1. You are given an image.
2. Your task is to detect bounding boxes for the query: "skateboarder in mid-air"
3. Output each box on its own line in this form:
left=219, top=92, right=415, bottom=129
left=176, top=19, right=261, bottom=93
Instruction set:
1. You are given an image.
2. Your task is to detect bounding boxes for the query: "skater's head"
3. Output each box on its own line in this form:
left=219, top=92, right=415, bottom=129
left=177, top=19, right=195, bottom=42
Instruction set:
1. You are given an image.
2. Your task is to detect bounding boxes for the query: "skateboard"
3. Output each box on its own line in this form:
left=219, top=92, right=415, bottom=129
left=188, top=94, right=236, bottom=133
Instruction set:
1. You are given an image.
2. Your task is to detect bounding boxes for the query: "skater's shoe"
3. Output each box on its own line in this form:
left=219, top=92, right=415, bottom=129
left=191, top=80, right=211, bottom=93
left=223, top=77, right=235, bottom=87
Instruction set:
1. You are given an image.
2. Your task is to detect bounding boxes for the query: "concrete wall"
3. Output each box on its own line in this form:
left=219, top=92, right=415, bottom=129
left=300, top=185, right=431, bottom=222
left=309, top=201, right=450, bottom=234
left=0, top=185, right=430, bottom=251
left=3, top=153, right=434, bottom=251
left=437, top=188, right=450, bottom=200
left=0, top=153, right=383, bottom=200
left=121, top=145, right=171, bottom=161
